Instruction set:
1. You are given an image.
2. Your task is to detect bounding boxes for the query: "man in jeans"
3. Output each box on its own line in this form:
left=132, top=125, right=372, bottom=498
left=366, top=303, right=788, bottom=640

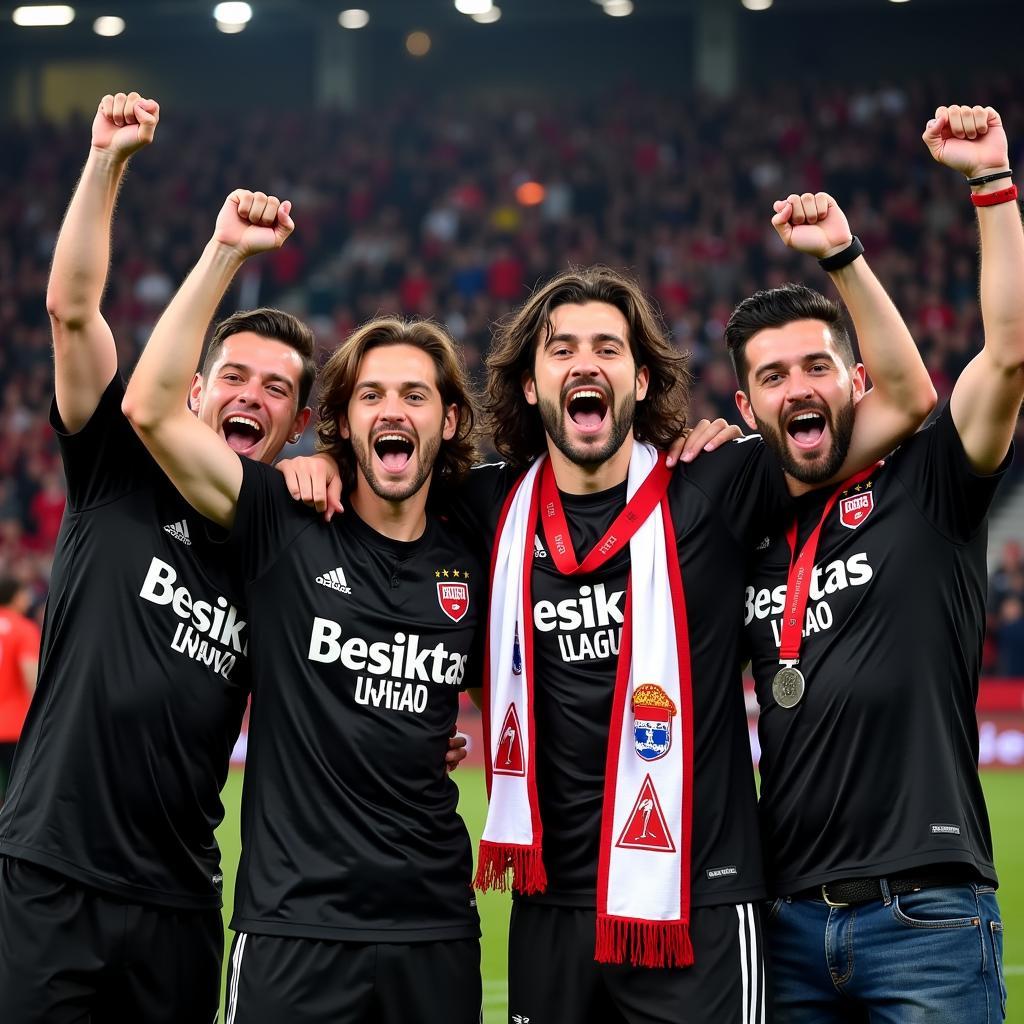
left=734, top=103, right=1020, bottom=1022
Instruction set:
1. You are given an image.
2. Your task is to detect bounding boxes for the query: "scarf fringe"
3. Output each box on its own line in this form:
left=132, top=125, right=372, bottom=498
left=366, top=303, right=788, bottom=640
left=474, top=841, right=547, bottom=894
left=595, top=915, right=694, bottom=968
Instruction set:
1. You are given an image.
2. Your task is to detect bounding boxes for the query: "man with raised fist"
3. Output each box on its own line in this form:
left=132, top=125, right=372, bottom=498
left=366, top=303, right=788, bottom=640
left=737, top=104, right=1021, bottom=1022
left=0, top=94, right=316, bottom=1022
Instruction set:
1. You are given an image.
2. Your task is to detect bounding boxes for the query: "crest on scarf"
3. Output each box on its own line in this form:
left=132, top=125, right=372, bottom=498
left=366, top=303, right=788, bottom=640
left=493, top=703, right=526, bottom=776
left=839, top=488, right=874, bottom=530
left=437, top=581, right=470, bottom=622
left=632, top=683, right=676, bottom=762
left=615, top=775, right=675, bottom=852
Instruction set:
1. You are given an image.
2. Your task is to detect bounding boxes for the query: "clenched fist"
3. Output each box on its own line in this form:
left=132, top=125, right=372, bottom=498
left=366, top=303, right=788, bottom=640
left=213, top=189, right=295, bottom=260
left=922, top=105, right=1009, bottom=180
left=92, top=91, right=159, bottom=161
left=771, top=191, right=853, bottom=260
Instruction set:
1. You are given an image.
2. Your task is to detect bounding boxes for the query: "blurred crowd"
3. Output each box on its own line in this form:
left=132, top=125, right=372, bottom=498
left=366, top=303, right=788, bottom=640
left=1, top=77, right=1022, bottom=666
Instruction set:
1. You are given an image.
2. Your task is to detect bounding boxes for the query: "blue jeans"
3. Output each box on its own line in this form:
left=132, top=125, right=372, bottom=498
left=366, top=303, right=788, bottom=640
left=765, top=883, right=1007, bottom=1024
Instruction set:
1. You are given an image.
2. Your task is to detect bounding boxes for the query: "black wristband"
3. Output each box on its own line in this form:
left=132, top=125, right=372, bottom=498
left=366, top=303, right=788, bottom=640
left=818, top=236, right=864, bottom=273
left=967, top=169, right=1013, bottom=187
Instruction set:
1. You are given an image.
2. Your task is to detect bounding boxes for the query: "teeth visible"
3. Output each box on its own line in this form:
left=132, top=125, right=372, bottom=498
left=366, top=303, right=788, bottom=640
left=377, top=434, right=411, bottom=444
left=226, top=415, right=262, bottom=432
left=792, top=413, right=821, bottom=423
left=571, top=390, right=603, bottom=401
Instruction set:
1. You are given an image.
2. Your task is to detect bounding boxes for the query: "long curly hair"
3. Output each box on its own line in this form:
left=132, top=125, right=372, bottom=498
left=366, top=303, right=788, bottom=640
left=484, top=266, right=691, bottom=468
left=315, top=317, right=480, bottom=493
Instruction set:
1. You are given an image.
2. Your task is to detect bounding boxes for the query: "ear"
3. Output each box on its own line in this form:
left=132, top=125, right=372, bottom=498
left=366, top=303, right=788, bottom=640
left=291, top=406, right=312, bottom=440
left=850, top=362, right=867, bottom=405
left=188, top=373, right=203, bottom=414
left=522, top=369, right=538, bottom=407
left=635, top=365, right=649, bottom=401
left=735, top=389, right=758, bottom=433
left=338, top=413, right=351, bottom=440
left=442, top=403, right=459, bottom=442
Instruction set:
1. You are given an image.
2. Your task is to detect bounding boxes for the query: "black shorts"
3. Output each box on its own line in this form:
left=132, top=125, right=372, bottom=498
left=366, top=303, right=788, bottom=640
left=0, top=856, right=222, bottom=1024
left=508, top=900, right=768, bottom=1024
left=225, top=931, right=482, bottom=1024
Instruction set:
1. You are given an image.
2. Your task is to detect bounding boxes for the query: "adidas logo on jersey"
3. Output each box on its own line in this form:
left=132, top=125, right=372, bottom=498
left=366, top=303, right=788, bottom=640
left=163, top=520, right=191, bottom=545
left=316, top=566, right=352, bottom=595
left=533, top=534, right=548, bottom=558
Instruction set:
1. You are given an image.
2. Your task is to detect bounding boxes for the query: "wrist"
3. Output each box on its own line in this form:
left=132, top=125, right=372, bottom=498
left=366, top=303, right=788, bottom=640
left=207, top=237, right=248, bottom=270
left=818, top=236, right=864, bottom=273
left=968, top=167, right=1012, bottom=192
left=87, top=146, right=129, bottom=175
left=819, top=236, right=854, bottom=260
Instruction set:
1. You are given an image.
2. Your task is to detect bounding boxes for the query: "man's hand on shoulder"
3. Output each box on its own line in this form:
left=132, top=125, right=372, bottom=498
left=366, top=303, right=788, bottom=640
left=276, top=452, right=344, bottom=521
left=666, top=418, right=744, bottom=467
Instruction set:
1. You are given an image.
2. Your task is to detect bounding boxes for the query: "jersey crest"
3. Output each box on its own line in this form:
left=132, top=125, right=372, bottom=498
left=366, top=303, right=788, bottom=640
left=839, top=490, right=874, bottom=530
left=632, top=683, right=676, bottom=762
left=437, top=581, right=470, bottom=622
left=493, top=702, right=525, bottom=776
left=615, top=774, right=675, bottom=852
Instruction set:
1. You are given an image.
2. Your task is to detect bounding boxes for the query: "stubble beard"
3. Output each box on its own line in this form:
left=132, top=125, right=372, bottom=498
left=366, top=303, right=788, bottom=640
left=350, top=429, right=442, bottom=503
left=754, top=393, right=856, bottom=486
left=536, top=390, right=637, bottom=468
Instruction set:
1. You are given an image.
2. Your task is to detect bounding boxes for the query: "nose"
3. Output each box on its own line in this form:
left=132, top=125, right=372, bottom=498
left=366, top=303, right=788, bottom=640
left=236, top=381, right=264, bottom=407
left=379, top=392, right=408, bottom=422
left=784, top=369, right=813, bottom=402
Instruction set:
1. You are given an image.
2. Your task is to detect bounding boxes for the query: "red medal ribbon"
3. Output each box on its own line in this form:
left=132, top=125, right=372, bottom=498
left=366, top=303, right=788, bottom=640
left=539, top=454, right=673, bottom=576
left=777, top=463, right=880, bottom=663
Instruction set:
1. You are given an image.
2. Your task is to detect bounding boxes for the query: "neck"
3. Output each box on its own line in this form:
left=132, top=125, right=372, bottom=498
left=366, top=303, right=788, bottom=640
left=785, top=472, right=818, bottom=497
left=349, top=480, right=429, bottom=541
left=546, top=433, right=634, bottom=495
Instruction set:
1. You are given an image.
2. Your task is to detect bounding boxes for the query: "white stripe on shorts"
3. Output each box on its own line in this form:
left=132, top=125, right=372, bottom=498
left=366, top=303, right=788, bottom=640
left=735, top=903, right=764, bottom=1024
left=226, top=932, right=248, bottom=1024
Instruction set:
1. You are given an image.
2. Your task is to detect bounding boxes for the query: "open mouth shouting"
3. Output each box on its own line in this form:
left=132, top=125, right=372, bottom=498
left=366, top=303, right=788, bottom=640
left=221, top=413, right=266, bottom=456
left=785, top=407, right=829, bottom=452
left=565, top=386, right=610, bottom=435
left=373, top=431, right=416, bottom=474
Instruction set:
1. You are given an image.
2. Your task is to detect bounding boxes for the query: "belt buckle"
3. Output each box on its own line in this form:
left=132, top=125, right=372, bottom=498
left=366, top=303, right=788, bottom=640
left=821, top=884, right=849, bottom=908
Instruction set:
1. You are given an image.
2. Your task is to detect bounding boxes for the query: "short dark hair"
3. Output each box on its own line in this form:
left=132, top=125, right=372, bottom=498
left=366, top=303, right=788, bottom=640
left=485, top=265, right=691, bottom=468
left=315, top=316, right=480, bottom=493
left=0, top=576, right=22, bottom=606
left=725, top=284, right=855, bottom=389
left=202, top=307, right=317, bottom=409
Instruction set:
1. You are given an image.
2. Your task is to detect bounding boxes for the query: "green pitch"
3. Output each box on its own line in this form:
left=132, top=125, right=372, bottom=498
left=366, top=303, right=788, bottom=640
left=215, top=769, right=1023, bottom=1023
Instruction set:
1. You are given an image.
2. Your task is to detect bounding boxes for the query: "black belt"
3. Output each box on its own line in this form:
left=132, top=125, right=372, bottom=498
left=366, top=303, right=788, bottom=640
left=791, top=868, right=976, bottom=908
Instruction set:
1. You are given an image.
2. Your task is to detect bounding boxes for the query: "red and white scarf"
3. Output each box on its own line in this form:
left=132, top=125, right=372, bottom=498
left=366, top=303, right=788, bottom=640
left=474, top=442, right=695, bottom=968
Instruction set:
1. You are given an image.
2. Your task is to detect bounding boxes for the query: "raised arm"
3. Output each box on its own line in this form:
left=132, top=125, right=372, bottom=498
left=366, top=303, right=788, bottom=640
left=771, top=191, right=937, bottom=473
left=924, top=104, right=1024, bottom=474
left=46, top=91, right=159, bottom=432
left=122, top=190, right=295, bottom=527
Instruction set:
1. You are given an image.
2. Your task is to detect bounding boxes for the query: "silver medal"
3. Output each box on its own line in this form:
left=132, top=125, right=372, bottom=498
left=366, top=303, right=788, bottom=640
left=772, top=666, right=805, bottom=709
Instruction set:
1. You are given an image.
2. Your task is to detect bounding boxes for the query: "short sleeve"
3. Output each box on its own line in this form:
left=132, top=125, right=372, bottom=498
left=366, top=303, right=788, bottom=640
left=679, top=436, right=792, bottom=547
left=443, top=462, right=521, bottom=552
left=225, top=458, right=319, bottom=584
left=52, top=374, right=153, bottom=511
left=889, top=402, right=1013, bottom=541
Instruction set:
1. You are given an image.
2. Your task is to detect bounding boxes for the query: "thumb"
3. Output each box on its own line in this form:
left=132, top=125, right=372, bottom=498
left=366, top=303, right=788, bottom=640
left=278, top=199, right=295, bottom=233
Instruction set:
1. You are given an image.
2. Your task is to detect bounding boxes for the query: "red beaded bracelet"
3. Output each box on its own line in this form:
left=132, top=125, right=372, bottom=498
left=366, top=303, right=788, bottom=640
left=971, top=185, right=1018, bottom=207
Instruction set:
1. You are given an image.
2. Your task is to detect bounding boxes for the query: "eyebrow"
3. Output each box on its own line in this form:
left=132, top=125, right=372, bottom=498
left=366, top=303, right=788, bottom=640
left=219, top=362, right=295, bottom=390
left=752, top=351, right=836, bottom=379
left=355, top=379, right=435, bottom=392
left=547, top=332, right=625, bottom=345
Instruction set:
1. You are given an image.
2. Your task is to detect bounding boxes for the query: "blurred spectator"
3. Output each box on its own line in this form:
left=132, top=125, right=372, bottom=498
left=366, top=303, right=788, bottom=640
left=995, top=595, right=1024, bottom=678
left=0, top=575, right=41, bottom=803
left=1, top=78, right=1022, bottom=665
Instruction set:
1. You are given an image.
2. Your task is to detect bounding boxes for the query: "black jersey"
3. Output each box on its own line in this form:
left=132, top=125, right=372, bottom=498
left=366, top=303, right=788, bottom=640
left=226, top=459, right=484, bottom=942
left=0, top=376, right=249, bottom=909
left=744, top=404, right=1009, bottom=895
left=454, top=438, right=790, bottom=908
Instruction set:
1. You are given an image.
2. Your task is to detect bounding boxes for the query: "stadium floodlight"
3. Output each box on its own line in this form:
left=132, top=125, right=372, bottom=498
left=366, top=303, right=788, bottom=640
left=338, top=8, right=369, bottom=29
left=213, top=2, right=252, bottom=26
left=740, top=0, right=773, bottom=9
left=12, top=5, right=75, bottom=26
left=216, top=19, right=245, bottom=32
left=602, top=0, right=634, bottom=16
left=93, top=15, right=125, bottom=36
left=405, top=30, right=431, bottom=56
left=454, top=0, right=492, bottom=14
left=471, top=4, right=501, bottom=22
